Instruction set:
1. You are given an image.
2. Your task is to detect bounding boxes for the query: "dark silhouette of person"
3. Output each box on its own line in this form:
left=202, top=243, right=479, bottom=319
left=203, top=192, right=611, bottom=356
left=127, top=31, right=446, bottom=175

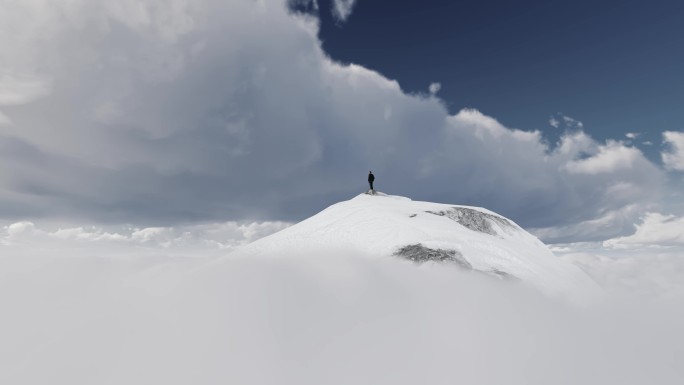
left=368, top=171, right=375, bottom=193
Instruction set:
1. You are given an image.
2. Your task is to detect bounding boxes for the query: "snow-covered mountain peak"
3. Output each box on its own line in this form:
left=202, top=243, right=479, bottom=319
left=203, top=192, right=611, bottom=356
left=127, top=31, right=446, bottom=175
left=237, top=192, right=601, bottom=300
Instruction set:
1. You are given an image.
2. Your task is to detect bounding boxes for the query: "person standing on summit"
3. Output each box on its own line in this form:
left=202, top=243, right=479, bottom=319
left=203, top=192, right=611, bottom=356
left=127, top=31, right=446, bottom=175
left=368, top=171, right=375, bottom=194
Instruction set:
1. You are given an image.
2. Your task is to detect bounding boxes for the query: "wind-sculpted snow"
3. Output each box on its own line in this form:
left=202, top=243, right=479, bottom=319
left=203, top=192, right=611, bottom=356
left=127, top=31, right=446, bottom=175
left=393, top=244, right=520, bottom=281
left=394, top=243, right=471, bottom=268
left=426, top=207, right=515, bottom=236
left=238, top=193, right=601, bottom=301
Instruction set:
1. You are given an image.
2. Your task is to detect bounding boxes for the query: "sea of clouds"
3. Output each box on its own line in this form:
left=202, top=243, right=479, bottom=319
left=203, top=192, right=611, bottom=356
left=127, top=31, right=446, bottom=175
left=1, top=220, right=683, bottom=384
left=1, top=244, right=683, bottom=385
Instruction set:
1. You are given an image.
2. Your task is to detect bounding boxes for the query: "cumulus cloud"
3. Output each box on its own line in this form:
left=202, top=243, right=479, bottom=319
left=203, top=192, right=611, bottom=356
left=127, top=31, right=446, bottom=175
left=563, top=115, right=584, bottom=129
left=662, top=131, right=684, bottom=171
left=549, top=117, right=560, bottom=128
left=440, top=113, right=662, bottom=239
left=0, top=219, right=291, bottom=256
left=533, top=203, right=648, bottom=244
left=564, top=140, right=643, bottom=175
left=549, top=113, right=583, bottom=130
left=428, top=82, right=441, bottom=95
left=331, top=0, right=358, bottom=22
left=603, top=212, right=684, bottom=248
left=0, top=0, right=675, bottom=243
left=552, top=211, right=684, bottom=299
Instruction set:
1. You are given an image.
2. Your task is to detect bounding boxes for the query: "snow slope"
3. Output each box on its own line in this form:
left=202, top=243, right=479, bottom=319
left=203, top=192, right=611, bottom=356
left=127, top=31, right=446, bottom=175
left=6, top=196, right=684, bottom=385
left=238, top=192, right=601, bottom=299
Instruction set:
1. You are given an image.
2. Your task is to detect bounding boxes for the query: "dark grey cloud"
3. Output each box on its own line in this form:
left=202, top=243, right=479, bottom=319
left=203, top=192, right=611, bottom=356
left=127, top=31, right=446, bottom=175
left=0, top=0, right=676, bottom=241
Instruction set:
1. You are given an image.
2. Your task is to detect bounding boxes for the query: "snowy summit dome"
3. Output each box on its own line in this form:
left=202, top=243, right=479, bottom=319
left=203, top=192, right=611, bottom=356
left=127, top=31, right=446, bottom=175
left=237, top=193, right=601, bottom=300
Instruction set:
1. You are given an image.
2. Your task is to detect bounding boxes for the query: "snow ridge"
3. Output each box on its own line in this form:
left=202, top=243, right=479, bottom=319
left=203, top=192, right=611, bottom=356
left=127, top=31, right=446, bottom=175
left=236, top=193, right=601, bottom=300
left=425, top=206, right=515, bottom=236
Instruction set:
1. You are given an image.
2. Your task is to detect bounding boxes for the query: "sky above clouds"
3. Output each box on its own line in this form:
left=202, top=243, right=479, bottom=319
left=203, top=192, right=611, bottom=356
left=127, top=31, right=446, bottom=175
left=0, top=0, right=683, bottom=250
left=314, top=0, right=684, bottom=160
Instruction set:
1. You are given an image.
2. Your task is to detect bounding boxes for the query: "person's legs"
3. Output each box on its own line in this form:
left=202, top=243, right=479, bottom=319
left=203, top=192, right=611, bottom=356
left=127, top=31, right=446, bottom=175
left=369, top=181, right=374, bottom=191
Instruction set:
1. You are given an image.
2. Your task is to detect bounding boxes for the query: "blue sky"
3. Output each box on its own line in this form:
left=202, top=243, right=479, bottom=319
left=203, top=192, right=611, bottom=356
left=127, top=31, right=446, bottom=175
left=313, top=0, right=684, bottom=160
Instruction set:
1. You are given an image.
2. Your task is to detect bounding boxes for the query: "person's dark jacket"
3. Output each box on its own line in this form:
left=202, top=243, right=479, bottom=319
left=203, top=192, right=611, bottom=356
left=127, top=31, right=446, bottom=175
left=368, top=173, right=375, bottom=183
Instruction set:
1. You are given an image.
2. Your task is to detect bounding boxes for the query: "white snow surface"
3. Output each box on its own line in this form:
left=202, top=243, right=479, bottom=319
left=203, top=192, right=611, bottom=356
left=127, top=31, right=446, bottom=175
left=237, top=193, right=601, bottom=300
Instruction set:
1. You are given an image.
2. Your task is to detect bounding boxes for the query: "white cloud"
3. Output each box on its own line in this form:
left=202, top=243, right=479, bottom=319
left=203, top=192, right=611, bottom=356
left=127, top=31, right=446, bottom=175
left=533, top=203, right=649, bottom=244
left=552, top=212, right=684, bottom=299
left=554, top=130, right=595, bottom=155
left=428, top=82, right=441, bottom=95
left=0, top=0, right=674, bottom=244
left=549, top=113, right=583, bottom=130
left=331, top=0, right=357, bottom=22
left=564, top=140, right=643, bottom=175
left=603, top=212, right=684, bottom=248
left=559, top=246, right=684, bottom=300
left=562, top=115, right=584, bottom=129
left=5, top=220, right=36, bottom=238
left=662, top=131, right=684, bottom=171
left=1, top=245, right=684, bottom=384
left=625, top=132, right=639, bottom=139
left=0, top=220, right=291, bottom=255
